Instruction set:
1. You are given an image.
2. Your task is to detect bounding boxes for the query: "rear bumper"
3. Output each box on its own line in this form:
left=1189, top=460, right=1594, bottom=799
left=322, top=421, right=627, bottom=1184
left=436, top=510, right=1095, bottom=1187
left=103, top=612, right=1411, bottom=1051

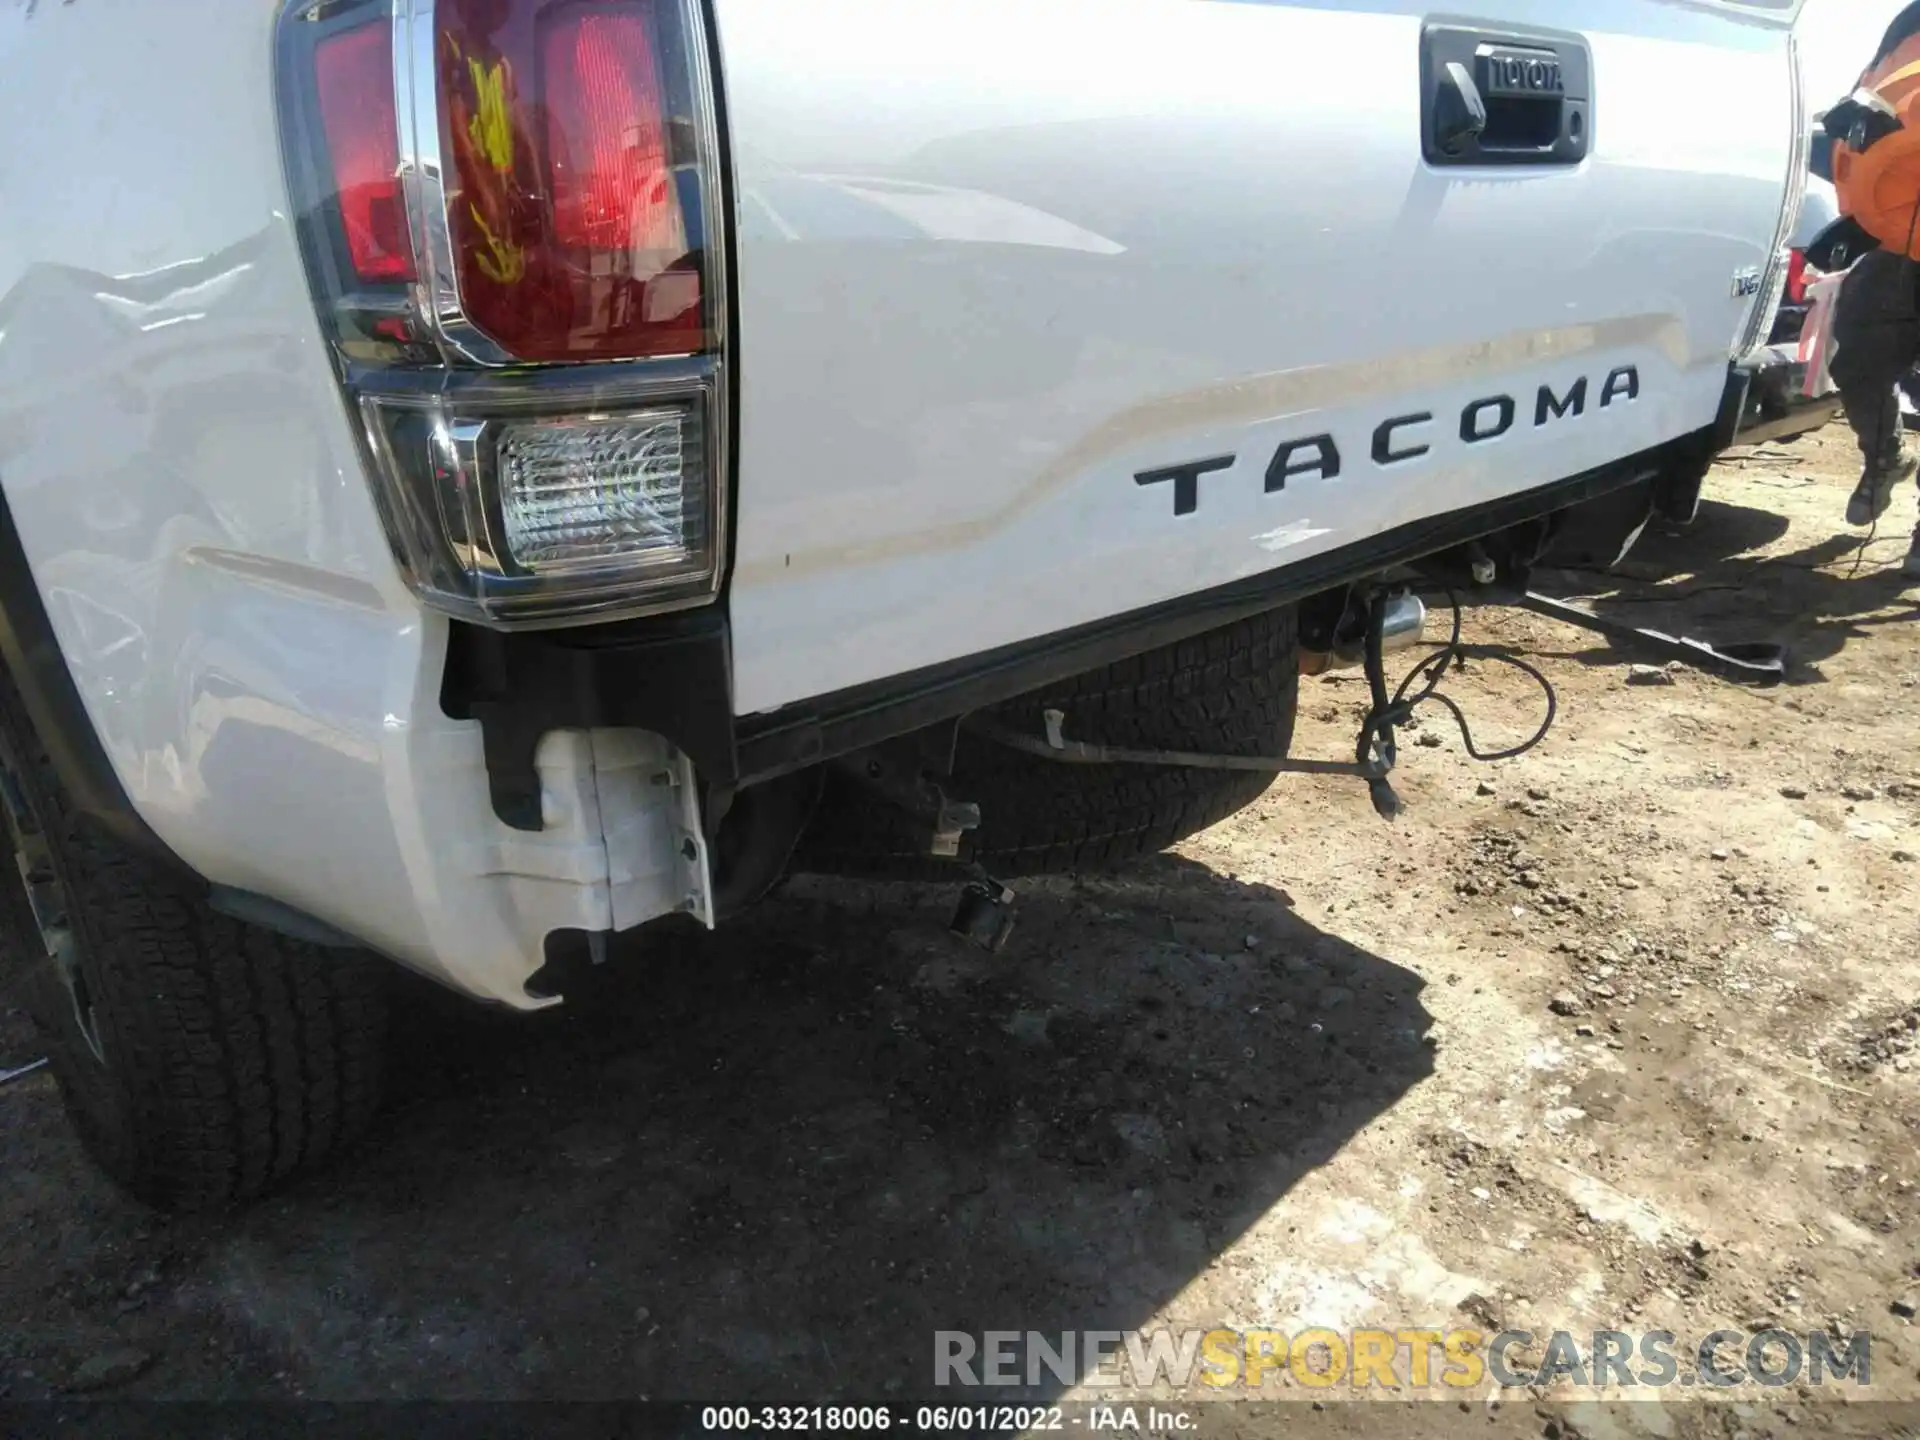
left=448, top=444, right=1679, bottom=817
left=1718, top=345, right=1843, bottom=450
left=18, top=412, right=1710, bottom=1011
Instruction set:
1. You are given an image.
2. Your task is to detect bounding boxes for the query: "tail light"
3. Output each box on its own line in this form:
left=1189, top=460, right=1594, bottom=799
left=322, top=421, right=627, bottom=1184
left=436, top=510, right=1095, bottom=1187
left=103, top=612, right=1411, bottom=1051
left=1785, top=248, right=1810, bottom=305
left=314, top=23, right=414, bottom=284
left=276, top=0, right=727, bottom=628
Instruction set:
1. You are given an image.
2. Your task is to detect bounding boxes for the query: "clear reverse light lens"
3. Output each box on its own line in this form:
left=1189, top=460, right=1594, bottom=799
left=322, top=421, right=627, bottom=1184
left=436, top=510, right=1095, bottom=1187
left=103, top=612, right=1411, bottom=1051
left=497, top=409, right=703, bottom=574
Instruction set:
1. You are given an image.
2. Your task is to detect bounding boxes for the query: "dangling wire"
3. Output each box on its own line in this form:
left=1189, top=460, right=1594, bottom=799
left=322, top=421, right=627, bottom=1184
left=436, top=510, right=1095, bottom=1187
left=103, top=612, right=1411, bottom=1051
left=1359, top=591, right=1559, bottom=767
left=1848, top=516, right=1880, bottom=579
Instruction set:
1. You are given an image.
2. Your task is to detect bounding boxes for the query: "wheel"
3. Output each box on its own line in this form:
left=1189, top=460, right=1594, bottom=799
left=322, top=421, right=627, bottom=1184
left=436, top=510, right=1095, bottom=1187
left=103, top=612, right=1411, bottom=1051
left=796, top=605, right=1300, bottom=880
left=0, top=670, right=388, bottom=1210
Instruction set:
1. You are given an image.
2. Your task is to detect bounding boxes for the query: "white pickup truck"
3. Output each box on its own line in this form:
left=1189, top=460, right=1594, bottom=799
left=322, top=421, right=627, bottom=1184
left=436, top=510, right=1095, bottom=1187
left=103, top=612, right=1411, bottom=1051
left=0, top=0, right=1807, bottom=1206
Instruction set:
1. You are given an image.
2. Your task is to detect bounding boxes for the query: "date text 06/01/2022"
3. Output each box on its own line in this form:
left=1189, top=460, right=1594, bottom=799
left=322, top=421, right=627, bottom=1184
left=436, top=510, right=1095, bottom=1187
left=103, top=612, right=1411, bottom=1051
left=698, top=1405, right=1195, bottom=1432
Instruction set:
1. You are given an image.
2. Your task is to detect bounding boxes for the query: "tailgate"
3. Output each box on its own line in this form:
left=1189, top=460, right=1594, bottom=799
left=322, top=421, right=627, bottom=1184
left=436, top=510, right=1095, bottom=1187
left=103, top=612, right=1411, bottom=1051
left=716, top=0, right=1798, bottom=715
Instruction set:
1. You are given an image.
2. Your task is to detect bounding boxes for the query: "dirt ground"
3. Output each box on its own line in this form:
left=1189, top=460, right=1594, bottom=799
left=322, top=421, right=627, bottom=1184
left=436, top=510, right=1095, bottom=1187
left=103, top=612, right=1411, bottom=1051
left=4, top=423, right=1920, bottom=1434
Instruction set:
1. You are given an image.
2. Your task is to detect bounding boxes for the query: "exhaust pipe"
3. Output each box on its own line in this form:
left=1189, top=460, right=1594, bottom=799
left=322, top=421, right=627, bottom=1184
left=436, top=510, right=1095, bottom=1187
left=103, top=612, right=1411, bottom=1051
left=1301, top=593, right=1427, bottom=675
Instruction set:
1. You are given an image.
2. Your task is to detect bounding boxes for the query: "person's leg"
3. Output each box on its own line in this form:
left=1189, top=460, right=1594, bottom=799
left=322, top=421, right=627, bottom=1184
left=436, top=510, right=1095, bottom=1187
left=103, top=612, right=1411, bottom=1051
left=1829, top=250, right=1920, bottom=525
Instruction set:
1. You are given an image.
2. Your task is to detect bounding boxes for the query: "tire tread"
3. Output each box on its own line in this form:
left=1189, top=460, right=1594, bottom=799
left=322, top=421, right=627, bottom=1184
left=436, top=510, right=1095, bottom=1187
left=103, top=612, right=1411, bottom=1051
left=798, top=606, right=1300, bottom=880
left=0, top=671, right=386, bottom=1210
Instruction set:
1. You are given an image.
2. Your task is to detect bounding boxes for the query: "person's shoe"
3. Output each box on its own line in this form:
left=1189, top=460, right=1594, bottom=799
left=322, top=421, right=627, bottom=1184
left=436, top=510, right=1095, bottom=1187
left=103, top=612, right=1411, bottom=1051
left=1847, top=444, right=1919, bottom=526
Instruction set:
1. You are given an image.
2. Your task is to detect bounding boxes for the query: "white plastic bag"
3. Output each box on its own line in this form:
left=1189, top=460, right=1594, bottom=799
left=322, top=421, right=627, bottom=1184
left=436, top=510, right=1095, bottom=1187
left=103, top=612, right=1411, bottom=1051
left=1798, top=267, right=1848, bottom=398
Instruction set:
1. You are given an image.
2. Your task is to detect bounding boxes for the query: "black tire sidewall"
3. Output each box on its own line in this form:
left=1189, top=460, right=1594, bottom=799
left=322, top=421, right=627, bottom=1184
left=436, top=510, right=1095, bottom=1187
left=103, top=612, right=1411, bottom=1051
left=796, top=605, right=1301, bottom=880
left=0, top=711, right=147, bottom=1190
left=0, top=667, right=388, bottom=1209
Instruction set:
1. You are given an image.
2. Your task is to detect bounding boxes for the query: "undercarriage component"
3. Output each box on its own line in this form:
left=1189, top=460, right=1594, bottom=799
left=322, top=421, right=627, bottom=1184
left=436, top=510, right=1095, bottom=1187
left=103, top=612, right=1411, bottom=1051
left=791, top=607, right=1302, bottom=882
left=1539, top=476, right=1659, bottom=570
left=831, top=741, right=981, bottom=858
left=1419, top=532, right=1789, bottom=687
left=949, top=871, right=1017, bottom=953
left=831, top=743, right=1017, bottom=948
left=968, top=583, right=1578, bottom=822
left=969, top=587, right=1411, bottom=820
left=967, top=712, right=1392, bottom=785
left=708, top=767, right=824, bottom=918
left=1300, top=590, right=1429, bottom=676
left=1499, top=589, right=1788, bottom=685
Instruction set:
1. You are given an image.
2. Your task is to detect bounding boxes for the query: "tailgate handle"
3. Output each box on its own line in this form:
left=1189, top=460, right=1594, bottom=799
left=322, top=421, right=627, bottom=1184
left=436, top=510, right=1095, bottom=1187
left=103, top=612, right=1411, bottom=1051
left=1423, top=23, right=1591, bottom=169
left=1434, top=61, right=1488, bottom=156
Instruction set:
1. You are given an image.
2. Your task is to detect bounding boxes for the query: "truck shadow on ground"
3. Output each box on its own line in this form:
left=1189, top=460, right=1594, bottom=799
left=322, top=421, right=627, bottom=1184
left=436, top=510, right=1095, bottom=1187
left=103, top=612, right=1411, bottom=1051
left=1631, top=495, right=1793, bottom=568
left=1528, top=498, right=1920, bottom=681
left=194, top=858, right=1434, bottom=1399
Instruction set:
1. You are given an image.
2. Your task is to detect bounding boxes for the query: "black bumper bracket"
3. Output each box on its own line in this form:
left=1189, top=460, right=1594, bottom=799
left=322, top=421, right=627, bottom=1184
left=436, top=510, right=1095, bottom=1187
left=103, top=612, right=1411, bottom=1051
left=1500, top=589, right=1787, bottom=686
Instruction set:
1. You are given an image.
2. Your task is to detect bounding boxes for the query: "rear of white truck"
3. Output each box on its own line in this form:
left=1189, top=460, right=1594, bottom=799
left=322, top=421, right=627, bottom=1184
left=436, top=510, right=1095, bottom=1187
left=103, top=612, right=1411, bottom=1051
left=0, top=0, right=1803, bottom=1205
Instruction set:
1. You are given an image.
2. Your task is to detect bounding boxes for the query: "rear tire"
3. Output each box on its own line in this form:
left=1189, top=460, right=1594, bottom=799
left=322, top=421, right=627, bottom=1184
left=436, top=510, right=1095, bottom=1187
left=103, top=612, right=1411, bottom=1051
left=796, top=605, right=1299, bottom=880
left=0, top=670, right=387, bottom=1211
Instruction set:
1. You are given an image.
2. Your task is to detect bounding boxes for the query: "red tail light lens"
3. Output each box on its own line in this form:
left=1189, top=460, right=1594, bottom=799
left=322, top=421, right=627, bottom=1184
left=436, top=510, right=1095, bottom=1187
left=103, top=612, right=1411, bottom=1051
left=543, top=10, right=680, bottom=252
left=1785, top=248, right=1810, bottom=305
left=315, top=22, right=413, bottom=285
left=436, top=0, right=709, bottom=362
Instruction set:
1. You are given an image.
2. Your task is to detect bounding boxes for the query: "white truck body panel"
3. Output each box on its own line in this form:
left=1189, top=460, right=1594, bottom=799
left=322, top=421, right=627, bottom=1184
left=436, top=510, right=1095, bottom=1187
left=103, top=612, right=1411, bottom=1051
left=0, top=0, right=1798, bottom=1002
left=0, top=0, right=650, bottom=1003
left=719, top=0, right=1799, bottom=713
